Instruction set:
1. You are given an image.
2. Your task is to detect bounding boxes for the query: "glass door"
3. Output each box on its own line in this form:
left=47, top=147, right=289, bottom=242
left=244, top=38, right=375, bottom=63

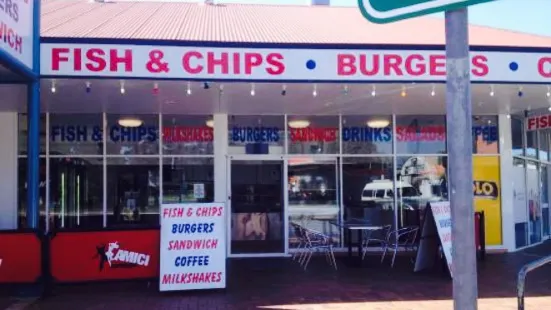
left=229, top=159, right=285, bottom=255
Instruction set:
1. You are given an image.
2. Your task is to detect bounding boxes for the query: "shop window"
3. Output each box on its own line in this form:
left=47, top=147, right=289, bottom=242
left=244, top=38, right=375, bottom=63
left=396, top=156, right=448, bottom=226
left=162, top=157, right=214, bottom=204
left=342, top=157, right=395, bottom=236
left=161, top=115, right=213, bottom=155
left=228, top=115, right=284, bottom=155
left=540, top=165, right=550, bottom=237
left=288, top=158, right=340, bottom=248
left=342, top=116, right=392, bottom=155
left=472, top=116, right=499, bottom=154
left=106, top=114, right=159, bottom=155
left=526, top=161, right=542, bottom=244
left=18, top=113, right=46, bottom=155
left=288, top=116, right=339, bottom=155
left=17, top=157, right=47, bottom=230
left=511, top=117, right=524, bottom=157
left=526, top=130, right=538, bottom=158
left=49, top=157, right=103, bottom=229
left=106, top=157, right=159, bottom=226
left=539, top=130, right=551, bottom=161
left=395, top=116, right=446, bottom=155
left=473, top=156, right=502, bottom=246
left=513, top=158, right=528, bottom=248
left=49, top=114, right=103, bottom=156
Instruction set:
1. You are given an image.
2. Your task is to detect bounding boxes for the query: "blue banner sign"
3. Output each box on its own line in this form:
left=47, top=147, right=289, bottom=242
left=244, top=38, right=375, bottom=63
left=472, top=125, right=497, bottom=143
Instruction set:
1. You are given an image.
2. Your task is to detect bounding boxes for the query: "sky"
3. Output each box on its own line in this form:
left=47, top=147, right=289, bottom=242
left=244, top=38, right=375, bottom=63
left=171, top=0, right=551, bottom=37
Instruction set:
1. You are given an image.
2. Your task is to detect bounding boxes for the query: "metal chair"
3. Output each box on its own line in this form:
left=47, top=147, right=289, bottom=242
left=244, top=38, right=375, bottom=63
left=291, top=223, right=307, bottom=262
left=362, top=224, right=392, bottom=260
left=301, top=228, right=337, bottom=271
left=381, top=226, right=419, bottom=268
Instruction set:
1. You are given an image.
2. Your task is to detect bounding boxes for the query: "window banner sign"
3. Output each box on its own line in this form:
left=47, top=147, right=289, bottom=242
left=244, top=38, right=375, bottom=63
left=0, top=230, right=42, bottom=283
left=473, top=156, right=502, bottom=246
left=160, top=203, right=226, bottom=292
left=41, top=43, right=551, bottom=83
left=49, top=228, right=160, bottom=282
left=414, top=201, right=452, bottom=278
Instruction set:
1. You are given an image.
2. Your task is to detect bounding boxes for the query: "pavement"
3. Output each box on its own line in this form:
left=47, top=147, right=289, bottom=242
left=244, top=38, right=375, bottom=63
left=4, top=242, right=551, bottom=310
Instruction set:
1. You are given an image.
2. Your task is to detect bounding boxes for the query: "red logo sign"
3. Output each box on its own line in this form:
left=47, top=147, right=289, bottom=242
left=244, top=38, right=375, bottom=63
left=50, top=229, right=160, bottom=282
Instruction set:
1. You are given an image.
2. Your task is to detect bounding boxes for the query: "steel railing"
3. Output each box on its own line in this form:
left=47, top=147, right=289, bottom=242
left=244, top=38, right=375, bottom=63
left=517, top=254, right=551, bottom=310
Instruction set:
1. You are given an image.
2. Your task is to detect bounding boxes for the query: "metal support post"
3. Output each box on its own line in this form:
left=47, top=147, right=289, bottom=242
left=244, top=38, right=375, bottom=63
left=26, top=81, right=40, bottom=229
left=445, top=7, right=478, bottom=310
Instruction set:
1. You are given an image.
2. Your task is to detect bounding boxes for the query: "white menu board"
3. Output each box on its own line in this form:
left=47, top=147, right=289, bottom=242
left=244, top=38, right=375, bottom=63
left=160, top=203, right=226, bottom=291
left=430, top=201, right=453, bottom=277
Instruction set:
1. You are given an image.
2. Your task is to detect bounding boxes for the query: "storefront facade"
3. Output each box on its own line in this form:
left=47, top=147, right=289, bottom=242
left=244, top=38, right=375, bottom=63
left=5, top=0, right=551, bottom=257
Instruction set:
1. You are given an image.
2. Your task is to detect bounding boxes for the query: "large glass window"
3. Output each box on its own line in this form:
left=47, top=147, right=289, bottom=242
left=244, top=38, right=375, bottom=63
left=472, top=116, right=499, bottom=154
left=288, top=116, right=339, bottom=155
left=526, top=130, right=538, bottom=158
left=229, top=115, right=284, bottom=155
left=49, top=157, right=103, bottom=229
left=342, top=157, right=394, bottom=227
left=396, top=116, right=446, bottom=154
left=18, top=114, right=47, bottom=155
left=17, top=157, right=47, bottom=229
left=288, top=158, right=340, bottom=247
left=162, top=157, right=214, bottom=204
left=511, top=117, right=524, bottom=157
left=342, top=116, right=392, bottom=154
left=513, top=158, right=528, bottom=248
left=106, top=157, right=159, bottom=226
left=539, top=130, right=551, bottom=161
left=162, top=115, right=213, bottom=155
left=527, top=161, right=542, bottom=244
left=396, top=156, right=448, bottom=227
left=49, top=114, right=103, bottom=156
left=540, top=165, right=550, bottom=237
left=106, top=114, right=159, bottom=155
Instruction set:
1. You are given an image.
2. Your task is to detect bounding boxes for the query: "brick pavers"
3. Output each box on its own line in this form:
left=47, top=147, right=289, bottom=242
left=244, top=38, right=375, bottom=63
left=15, top=242, right=551, bottom=310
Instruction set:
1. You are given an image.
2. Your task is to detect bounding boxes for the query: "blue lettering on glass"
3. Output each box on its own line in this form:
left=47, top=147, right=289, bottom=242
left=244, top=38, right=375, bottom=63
left=50, top=125, right=89, bottom=142
left=472, top=126, right=497, bottom=142
left=51, top=125, right=157, bottom=142
left=342, top=126, right=392, bottom=142
left=231, top=126, right=280, bottom=143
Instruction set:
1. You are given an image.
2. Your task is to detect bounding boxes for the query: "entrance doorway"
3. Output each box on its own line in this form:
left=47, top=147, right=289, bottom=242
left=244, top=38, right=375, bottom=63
left=228, top=159, right=286, bottom=256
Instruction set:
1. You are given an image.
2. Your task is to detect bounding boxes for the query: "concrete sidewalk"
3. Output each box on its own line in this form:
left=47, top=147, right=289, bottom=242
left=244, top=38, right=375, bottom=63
left=10, top=242, right=551, bottom=310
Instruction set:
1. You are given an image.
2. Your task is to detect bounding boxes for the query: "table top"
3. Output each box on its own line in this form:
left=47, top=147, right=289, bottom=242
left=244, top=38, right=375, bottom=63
left=330, top=219, right=384, bottom=230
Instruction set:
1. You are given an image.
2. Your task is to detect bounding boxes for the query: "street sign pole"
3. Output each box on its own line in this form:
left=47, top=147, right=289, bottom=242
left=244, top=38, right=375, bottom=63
left=445, top=7, right=478, bottom=310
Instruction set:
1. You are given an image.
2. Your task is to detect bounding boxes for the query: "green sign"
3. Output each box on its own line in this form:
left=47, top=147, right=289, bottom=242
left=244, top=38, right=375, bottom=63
left=358, top=0, right=495, bottom=24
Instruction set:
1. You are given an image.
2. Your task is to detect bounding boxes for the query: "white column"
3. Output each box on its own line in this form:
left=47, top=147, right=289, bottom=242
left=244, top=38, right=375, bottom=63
left=213, top=113, right=228, bottom=203
left=499, top=114, right=515, bottom=252
left=0, top=112, right=18, bottom=230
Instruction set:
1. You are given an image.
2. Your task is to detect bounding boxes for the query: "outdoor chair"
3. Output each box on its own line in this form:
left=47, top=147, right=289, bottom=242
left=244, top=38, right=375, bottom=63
left=301, top=228, right=337, bottom=271
left=381, top=226, right=419, bottom=268
left=362, top=224, right=392, bottom=260
left=291, top=223, right=308, bottom=263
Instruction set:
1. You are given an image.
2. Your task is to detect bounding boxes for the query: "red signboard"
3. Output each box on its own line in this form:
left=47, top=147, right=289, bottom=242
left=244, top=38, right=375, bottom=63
left=50, top=229, right=160, bottom=282
left=0, top=231, right=42, bottom=283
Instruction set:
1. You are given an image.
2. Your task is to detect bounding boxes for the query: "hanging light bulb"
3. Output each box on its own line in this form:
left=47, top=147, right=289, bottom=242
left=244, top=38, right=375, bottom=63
left=489, top=85, right=495, bottom=97
left=281, top=84, right=287, bottom=96
left=400, top=86, right=406, bottom=97
left=50, top=79, right=56, bottom=93
left=186, top=81, right=192, bottom=95
left=342, top=84, right=349, bottom=95
left=506, top=114, right=511, bottom=119
left=371, top=85, right=376, bottom=97
left=312, top=84, right=318, bottom=97
left=153, top=82, right=159, bottom=95
left=547, top=86, right=550, bottom=98
left=250, top=83, right=255, bottom=96
left=430, top=84, right=435, bottom=97
left=85, top=81, right=91, bottom=93
left=120, top=80, right=125, bottom=94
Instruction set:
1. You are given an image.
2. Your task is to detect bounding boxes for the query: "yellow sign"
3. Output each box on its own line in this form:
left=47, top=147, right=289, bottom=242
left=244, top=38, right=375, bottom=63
left=473, top=156, right=502, bottom=245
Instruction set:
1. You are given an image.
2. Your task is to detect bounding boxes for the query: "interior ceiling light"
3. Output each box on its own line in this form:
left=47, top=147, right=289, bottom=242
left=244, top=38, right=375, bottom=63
left=489, top=85, right=495, bottom=97
left=206, top=118, right=214, bottom=128
left=367, top=119, right=390, bottom=128
left=153, top=82, right=159, bottom=95
left=547, top=86, right=550, bottom=98
left=85, top=81, right=91, bottom=93
left=312, top=84, right=318, bottom=97
left=50, top=79, right=56, bottom=93
left=430, top=84, right=435, bottom=97
left=342, top=84, right=349, bottom=95
left=371, top=85, right=376, bottom=97
left=118, top=117, right=143, bottom=128
left=400, top=86, right=406, bottom=97
left=186, top=81, right=192, bottom=95
left=288, top=119, right=310, bottom=129
left=250, top=83, right=255, bottom=96
left=120, top=80, right=125, bottom=94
